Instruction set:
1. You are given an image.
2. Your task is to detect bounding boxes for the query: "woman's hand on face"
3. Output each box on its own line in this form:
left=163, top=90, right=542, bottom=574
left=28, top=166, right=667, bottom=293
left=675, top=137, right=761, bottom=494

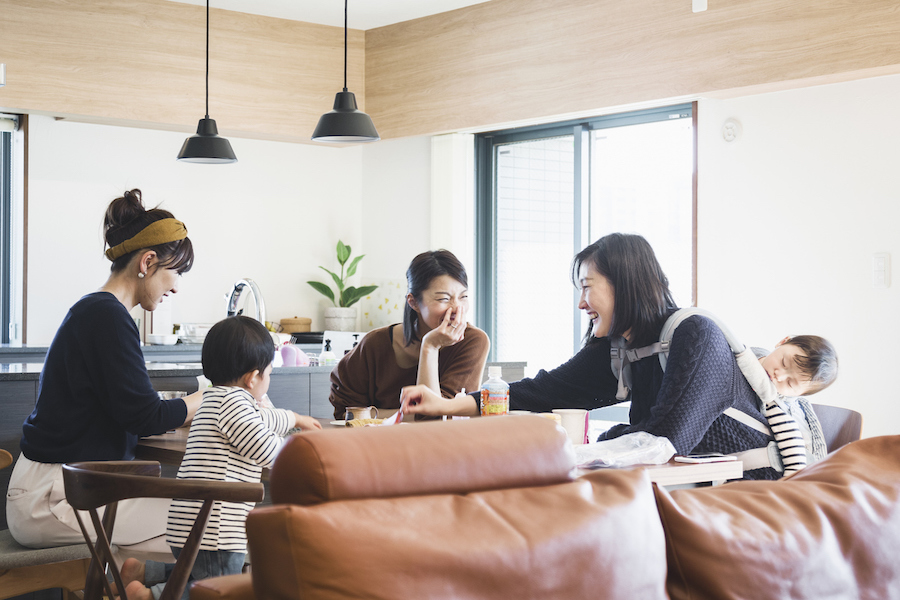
left=421, top=304, right=467, bottom=350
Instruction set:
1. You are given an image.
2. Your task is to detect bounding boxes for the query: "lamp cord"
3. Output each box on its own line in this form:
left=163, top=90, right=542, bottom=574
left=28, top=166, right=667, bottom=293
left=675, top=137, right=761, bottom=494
left=205, top=0, right=210, bottom=119
left=343, top=0, right=348, bottom=92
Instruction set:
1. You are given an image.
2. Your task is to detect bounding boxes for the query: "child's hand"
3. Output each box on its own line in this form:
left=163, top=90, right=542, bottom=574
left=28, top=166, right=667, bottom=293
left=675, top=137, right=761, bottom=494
left=294, top=414, right=323, bottom=431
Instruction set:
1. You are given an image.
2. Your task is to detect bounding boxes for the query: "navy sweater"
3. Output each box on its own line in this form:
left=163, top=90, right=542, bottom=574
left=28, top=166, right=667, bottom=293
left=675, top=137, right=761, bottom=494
left=508, top=315, right=778, bottom=480
left=21, top=292, right=187, bottom=463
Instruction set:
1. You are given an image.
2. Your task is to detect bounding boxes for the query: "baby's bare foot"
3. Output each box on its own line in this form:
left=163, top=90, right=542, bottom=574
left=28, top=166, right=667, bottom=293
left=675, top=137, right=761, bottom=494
left=124, top=580, right=153, bottom=600
left=120, top=557, right=146, bottom=587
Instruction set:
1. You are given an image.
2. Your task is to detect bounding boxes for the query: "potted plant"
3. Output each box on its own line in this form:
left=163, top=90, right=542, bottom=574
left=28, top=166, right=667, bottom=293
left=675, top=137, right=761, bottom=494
left=307, top=241, right=378, bottom=331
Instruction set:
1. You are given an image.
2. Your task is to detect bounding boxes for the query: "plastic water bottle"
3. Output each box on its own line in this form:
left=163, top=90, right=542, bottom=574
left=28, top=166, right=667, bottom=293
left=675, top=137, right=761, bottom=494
left=480, top=366, right=509, bottom=416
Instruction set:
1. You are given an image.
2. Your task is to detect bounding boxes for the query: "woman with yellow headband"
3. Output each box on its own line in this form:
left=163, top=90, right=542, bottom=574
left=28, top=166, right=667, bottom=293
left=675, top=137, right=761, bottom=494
left=6, top=189, right=204, bottom=551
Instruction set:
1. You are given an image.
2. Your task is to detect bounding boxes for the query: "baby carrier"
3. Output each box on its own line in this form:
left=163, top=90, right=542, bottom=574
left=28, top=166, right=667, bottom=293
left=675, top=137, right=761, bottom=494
left=609, top=308, right=816, bottom=475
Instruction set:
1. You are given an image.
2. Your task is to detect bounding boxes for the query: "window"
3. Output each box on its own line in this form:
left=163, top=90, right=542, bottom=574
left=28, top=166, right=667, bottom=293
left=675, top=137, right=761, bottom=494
left=476, top=104, right=695, bottom=374
left=1, top=114, right=24, bottom=344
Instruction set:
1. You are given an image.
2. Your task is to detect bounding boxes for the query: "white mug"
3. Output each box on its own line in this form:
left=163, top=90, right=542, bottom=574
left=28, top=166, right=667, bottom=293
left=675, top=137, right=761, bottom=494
left=345, top=406, right=379, bottom=421
left=552, top=409, right=589, bottom=445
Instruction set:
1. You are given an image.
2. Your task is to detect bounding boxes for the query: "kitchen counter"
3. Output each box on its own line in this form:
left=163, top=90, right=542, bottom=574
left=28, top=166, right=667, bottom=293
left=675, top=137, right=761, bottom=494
left=0, top=361, right=335, bottom=381
left=1, top=343, right=206, bottom=364
left=0, top=342, right=323, bottom=364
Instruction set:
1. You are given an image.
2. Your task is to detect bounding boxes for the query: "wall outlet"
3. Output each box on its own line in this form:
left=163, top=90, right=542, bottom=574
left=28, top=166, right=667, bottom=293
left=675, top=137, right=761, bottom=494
left=873, top=252, right=891, bottom=288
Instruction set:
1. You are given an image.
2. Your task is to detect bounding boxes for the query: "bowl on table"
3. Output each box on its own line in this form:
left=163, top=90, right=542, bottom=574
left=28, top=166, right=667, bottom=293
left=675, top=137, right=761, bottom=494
left=178, top=323, right=214, bottom=345
left=146, top=334, right=179, bottom=345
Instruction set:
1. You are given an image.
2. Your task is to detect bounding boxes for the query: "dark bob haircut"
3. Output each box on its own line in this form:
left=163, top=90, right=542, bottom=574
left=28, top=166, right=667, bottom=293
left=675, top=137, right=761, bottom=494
left=403, top=250, right=468, bottom=346
left=572, top=233, right=677, bottom=348
left=104, top=189, right=194, bottom=275
left=202, top=316, right=275, bottom=386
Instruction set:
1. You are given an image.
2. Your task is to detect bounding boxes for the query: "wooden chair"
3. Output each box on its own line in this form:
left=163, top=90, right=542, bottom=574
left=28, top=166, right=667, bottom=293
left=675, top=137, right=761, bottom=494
left=0, top=449, right=93, bottom=600
left=62, top=460, right=264, bottom=600
left=812, top=403, right=863, bottom=453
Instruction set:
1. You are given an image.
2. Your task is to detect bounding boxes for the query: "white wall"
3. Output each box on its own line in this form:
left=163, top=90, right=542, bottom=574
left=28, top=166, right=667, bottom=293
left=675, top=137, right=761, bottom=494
left=352, top=135, right=433, bottom=329
left=24, top=72, right=900, bottom=438
left=26, top=116, right=366, bottom=342
left=697, top=74, right=900, bottom=438
left=359, top=135, right=432, bottom=279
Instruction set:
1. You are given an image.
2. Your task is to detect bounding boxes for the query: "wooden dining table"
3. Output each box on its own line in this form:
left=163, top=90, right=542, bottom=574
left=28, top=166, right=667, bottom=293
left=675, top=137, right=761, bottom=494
left=136, top=418, right=743, bottom=487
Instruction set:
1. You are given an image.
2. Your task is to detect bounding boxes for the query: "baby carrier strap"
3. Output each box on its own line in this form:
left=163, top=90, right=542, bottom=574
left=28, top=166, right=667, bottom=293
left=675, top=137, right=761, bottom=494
left=610, top=307, right=808, bottom=475
left=734, top=346, right=808, bottom=474
left=609, top=338, right=665, bottom=401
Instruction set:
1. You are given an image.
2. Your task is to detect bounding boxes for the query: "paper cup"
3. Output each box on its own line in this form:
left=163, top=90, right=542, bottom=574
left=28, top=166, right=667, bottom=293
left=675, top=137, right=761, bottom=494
left=552, top=409, right=589, bottom=445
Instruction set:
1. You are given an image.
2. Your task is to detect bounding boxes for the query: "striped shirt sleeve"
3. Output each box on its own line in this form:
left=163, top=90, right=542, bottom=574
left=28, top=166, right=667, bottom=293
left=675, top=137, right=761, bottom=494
left=218, top=393, right=290, bottom=469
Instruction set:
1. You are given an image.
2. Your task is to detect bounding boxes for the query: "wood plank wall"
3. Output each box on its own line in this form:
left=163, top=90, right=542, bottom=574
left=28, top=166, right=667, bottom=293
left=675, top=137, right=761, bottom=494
left=2, top=0, right=900, bottom=143
left=366, top=0, right=900, bottom=139
left=0, top=0, right=365, bottom=143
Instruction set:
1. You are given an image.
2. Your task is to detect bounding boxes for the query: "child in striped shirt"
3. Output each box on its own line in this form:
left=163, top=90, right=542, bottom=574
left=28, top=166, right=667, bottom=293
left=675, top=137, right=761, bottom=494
left=121, top=316, right=322, bottom=600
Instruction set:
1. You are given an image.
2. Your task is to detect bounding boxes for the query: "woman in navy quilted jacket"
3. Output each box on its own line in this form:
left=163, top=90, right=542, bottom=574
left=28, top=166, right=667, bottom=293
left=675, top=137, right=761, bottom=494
left=401, top=233, right=779, bottom=480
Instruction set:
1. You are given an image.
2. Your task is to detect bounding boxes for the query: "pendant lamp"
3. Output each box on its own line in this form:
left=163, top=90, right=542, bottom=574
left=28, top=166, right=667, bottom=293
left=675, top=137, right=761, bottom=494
left=177, top=0, right=237, bottom=163
left=311, top=0, right=380, bottom=143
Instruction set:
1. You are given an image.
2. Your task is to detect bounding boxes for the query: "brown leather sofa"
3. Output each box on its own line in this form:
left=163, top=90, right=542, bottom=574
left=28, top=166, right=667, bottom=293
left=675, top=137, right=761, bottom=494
left=191, top=417, right=900, bottom=600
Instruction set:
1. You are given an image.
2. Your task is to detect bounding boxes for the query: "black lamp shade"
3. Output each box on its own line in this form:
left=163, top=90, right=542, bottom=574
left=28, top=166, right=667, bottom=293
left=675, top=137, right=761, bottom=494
left=177, top=118, right=237, bottom=163
left=311, top=91, right=380, bottom=143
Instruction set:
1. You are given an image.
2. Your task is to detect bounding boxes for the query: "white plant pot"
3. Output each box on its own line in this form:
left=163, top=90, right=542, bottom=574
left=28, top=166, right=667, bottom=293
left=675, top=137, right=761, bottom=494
left=323, top=306, right=357, bottom=332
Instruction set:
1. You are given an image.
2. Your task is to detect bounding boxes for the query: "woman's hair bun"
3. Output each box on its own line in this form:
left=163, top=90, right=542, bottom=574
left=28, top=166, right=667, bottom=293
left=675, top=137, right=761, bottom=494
left=102, top=189, right=190, bottom=274
left=104, top=189, right=146, bottom=238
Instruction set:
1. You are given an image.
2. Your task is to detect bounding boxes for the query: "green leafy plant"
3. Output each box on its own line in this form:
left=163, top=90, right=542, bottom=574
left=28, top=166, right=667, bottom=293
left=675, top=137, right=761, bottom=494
left=307, top=241, right=378, bottom=308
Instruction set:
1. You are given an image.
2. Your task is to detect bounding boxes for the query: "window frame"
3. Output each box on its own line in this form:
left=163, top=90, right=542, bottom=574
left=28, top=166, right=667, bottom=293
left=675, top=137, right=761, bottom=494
left=475, top=103, right=697, bottom=361
left=0, top=114, right=25, bottom=344
left=1, top=128, right=12, bottom=343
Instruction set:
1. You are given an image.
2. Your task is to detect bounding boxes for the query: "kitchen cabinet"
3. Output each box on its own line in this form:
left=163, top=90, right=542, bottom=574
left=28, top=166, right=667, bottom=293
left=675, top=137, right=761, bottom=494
left=143, top=365, right=335, bottom=419
left=0, top=379, right=39, bottom=529
left=0, top=343, right=206, bottom=364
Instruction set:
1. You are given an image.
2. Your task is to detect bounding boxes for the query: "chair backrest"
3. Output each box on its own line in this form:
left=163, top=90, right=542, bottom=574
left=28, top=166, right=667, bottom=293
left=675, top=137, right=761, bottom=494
left=812, top=403, right=863, bottom=453
left=62, top=461, right=264, bottom=600
left=63, top=461, right=263, bottom=510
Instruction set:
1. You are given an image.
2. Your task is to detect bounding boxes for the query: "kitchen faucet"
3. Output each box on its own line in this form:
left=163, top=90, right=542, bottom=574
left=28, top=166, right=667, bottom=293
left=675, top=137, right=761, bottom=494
left=226, top=278, right=267, bottom=325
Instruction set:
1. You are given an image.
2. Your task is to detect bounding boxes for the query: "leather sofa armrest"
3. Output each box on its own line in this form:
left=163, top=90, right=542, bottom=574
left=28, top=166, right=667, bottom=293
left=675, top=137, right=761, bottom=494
left=190, top=574, right=254, bottom=600
left=271, top=415, right=576, bottom=505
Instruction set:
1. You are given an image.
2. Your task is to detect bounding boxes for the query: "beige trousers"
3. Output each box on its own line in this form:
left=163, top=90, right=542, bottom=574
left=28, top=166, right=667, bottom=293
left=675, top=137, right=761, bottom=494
left=6, top=454, right=170, bottom=551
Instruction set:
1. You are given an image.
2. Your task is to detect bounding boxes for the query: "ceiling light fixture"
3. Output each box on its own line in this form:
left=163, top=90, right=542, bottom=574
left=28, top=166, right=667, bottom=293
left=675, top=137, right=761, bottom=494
left=311, top=0, right=380, bottom=143
left=177, top=0, right=237, bottom=163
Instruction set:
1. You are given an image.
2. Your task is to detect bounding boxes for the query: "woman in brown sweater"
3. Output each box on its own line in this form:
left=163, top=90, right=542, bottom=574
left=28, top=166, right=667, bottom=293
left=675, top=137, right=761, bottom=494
left=329, top=250, right=490, bottom=420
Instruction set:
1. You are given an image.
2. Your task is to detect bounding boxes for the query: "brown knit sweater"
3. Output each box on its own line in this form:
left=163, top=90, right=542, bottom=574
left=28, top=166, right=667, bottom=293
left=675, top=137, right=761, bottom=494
left=329, top=323, right=490, bottom=419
